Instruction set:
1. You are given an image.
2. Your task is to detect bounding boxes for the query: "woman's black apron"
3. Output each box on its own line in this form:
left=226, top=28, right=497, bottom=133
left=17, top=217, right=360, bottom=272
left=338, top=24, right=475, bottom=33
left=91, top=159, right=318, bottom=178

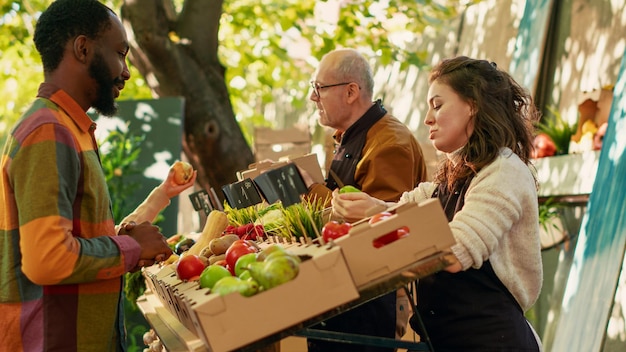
left=409, top=178, right=539, bottom=352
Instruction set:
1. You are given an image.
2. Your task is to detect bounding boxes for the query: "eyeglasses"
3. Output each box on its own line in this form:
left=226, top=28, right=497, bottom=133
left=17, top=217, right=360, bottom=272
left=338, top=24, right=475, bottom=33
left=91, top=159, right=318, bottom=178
left=310, top=81, right=352, bottom=98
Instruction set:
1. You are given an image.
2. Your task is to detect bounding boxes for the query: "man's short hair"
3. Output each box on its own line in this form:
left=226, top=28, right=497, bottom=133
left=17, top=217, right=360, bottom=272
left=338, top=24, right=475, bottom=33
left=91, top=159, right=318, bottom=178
left=34, top=0, right=114, bottom=73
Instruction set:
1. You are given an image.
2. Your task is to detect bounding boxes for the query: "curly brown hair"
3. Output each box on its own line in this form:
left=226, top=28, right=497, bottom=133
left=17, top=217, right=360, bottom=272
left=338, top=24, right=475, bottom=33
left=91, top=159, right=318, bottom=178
left=429, top=56, right=539, bottom=190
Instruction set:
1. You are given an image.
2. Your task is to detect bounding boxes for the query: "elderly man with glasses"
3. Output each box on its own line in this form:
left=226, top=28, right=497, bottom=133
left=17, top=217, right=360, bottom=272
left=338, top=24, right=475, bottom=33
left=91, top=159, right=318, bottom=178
left=304, top=48, right=428, bottom=352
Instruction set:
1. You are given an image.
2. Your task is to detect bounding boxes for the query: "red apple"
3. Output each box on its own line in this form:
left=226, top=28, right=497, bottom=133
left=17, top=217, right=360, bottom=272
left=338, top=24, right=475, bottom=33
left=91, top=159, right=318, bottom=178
left=225, top=240, right=258, bottom=272
left=176, top=254, right=206, bottom=281
left=171, top=160, right=194, bottom=185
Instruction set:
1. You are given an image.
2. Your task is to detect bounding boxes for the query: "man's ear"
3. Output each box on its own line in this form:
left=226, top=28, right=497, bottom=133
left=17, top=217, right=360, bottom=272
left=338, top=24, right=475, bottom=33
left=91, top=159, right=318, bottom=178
left=72, top=35, right=89, bottom=64
left=346, top=82, right=359, bottom=103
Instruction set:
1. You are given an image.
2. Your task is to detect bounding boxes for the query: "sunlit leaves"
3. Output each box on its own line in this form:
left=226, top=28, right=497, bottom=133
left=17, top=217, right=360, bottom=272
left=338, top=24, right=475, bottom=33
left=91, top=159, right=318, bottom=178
left=218, top=0, right=463, bottom=144
left=1, top=0, right=466, bottom=147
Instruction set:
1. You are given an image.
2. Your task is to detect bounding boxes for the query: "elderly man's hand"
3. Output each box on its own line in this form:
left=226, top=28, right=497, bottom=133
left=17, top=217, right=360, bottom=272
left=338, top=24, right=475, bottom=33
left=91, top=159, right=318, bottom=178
left=331, top=189, right=390, bottom=223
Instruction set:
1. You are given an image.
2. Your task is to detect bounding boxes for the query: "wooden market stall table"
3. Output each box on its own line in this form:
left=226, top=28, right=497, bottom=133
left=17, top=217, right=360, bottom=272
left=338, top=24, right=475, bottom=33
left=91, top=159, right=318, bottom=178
left=137, top=251, right=453, bottom=352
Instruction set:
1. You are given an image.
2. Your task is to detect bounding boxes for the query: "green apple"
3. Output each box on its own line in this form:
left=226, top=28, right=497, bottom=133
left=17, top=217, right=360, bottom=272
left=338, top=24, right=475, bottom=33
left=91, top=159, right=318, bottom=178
left=199, top=264, right=231, bottom=289
left=234, top=252, right=258, bottom=277
left=339, top=185, right=361, bottom=193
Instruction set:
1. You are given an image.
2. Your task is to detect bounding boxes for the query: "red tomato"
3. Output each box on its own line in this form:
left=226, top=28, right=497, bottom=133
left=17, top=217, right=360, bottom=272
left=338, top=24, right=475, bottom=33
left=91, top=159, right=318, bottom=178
left=369, top=212, right=409, bottom=248
left=176, top=254, right=206, bottom=281
left=225, top=240, right=258, bottom=270
left=322, top=221, right=352, bottom=242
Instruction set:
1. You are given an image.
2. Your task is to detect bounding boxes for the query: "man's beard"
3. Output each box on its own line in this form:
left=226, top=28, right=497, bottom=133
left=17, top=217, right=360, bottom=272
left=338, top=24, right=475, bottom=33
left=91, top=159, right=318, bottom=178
left=89, top=52, right=119, bottom=117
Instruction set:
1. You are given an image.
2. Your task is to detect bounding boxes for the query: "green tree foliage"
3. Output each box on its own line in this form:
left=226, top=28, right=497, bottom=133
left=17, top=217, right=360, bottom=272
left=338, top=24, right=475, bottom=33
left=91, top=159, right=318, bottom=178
left=219, top=0, right=467, bottom=141
left=0, top=1, right=45, bottom=147
left=2, top=0, right=481, bottom=200
left=1, top=0, right=471, bottom=146
left=0, top=0, right=151, bottom=146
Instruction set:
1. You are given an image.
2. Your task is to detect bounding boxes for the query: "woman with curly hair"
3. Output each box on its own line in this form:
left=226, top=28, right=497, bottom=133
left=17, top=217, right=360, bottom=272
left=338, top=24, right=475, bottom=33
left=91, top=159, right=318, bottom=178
left=332, top=56, right=543, bottom=351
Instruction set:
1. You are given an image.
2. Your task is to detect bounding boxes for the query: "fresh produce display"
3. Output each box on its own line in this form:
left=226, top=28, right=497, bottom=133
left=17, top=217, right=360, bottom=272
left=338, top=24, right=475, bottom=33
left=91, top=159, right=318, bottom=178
left=139, top=159, right=456, bottom=352
left=238, top=270, right=252, bottom=281
left=322, top=220, right=352, bottom=242
left=211, top=276, right=259, bottom=297
left=170, top=160, right=194, bottom=185
left=185, top=210, right=230, bottom=257
left=206, top=253, right=225, bottom=265
left=369, top=211, right=410, bottom=248
left=147, top=194, right=332, bottom=301
left=256, top=243, right=288, bottom=261
left=225, top=240, right=259, bottom=273
left=199, top=264, right=232, bottom=289
left=176, top=254, right=206, bottom=281
left=246, top=246, right=300, bottom=290
left=223, top=223, right=266, bottom=240
left=192, top=242, right=301, bottom=297
left=222, top=193, right=332, bottom=243
left=224, top=202, right=277, bottom=227
left=208, top=234, right=240, bottom=256
left=234, top=252, right=258, bottom=277
left=273, top=197, right=328, bottom=240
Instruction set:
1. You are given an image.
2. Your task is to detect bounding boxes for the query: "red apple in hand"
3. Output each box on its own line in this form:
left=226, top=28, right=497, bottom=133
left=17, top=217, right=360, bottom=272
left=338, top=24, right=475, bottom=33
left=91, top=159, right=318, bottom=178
left=171, top=160, right=194, bottom=185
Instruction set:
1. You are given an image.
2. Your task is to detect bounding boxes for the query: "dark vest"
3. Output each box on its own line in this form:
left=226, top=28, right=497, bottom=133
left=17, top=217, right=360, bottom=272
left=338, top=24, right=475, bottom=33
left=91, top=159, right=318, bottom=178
left=308, top=100, right=396, bottom=352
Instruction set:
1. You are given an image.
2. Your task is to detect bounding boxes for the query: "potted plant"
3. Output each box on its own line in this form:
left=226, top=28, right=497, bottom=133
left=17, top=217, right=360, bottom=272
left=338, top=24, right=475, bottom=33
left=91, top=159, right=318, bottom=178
left=538, top=198, right=567, bottom=251
left=535, top=106, right=578, bottom=156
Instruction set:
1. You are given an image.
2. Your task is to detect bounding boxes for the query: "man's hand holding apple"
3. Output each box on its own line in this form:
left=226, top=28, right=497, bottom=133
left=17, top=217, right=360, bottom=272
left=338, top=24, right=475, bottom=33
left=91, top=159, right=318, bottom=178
left=331, top=189, right=390, bottom=223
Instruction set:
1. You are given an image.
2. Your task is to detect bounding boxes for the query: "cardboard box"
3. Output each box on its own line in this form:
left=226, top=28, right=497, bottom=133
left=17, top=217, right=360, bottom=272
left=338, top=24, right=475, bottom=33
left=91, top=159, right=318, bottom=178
left=171, top=281, right=202, bottom=335
left=143, top=265, right=174, bottom=310
left=144, top=264, right=204, bottom=335
left=154, top=266, right=183, bottom=317
left=182, top=245, right=358, bottom=352
left=143, top=264, right=161, bottom=295
left=237, top=153, right=325, bottom=185
left=336, top=198, right=456, bottom=288
left=254, top=127, right=311, bottom=162
left=145, top=265, right=194, bottom=323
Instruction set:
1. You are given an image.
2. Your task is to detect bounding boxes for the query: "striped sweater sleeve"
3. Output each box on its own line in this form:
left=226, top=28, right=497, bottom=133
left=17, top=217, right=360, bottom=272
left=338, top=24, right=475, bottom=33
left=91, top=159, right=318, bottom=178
left=10, top=108, right=130, bottom=285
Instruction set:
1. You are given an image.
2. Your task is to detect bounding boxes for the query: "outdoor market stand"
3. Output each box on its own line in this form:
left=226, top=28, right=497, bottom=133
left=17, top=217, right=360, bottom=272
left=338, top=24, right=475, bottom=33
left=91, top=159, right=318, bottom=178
left=138, top=200, right=456, bottom=352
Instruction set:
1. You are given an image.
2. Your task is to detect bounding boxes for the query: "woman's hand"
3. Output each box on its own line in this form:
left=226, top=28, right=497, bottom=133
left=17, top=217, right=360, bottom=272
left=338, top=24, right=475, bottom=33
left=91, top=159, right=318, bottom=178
left=331, top=189, right=390, bottom=223
left=162, top=167, right=197, bottom=198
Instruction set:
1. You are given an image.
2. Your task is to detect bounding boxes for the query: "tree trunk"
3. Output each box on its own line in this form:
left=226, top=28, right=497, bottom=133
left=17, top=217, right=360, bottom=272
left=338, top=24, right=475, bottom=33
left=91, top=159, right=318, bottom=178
left=121, top=0, right=254, bottom=204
